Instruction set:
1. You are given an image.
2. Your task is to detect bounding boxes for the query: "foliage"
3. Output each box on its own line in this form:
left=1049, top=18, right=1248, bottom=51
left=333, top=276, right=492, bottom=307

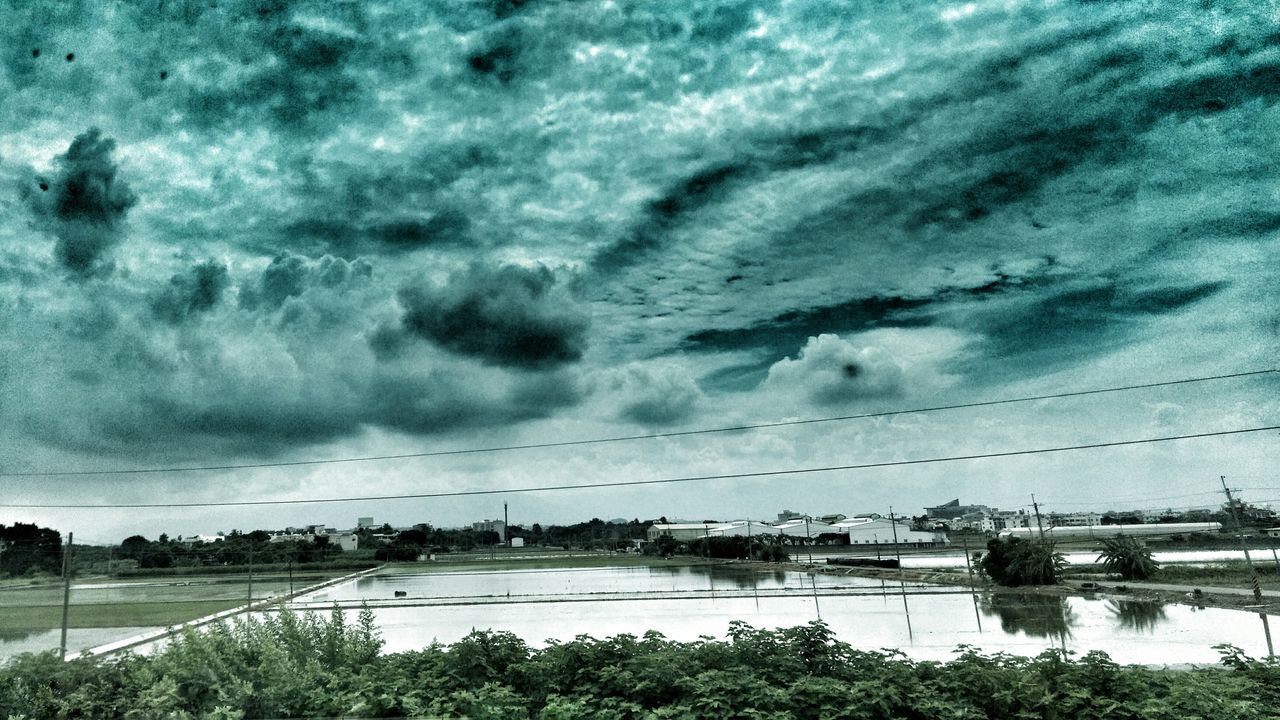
left=4, top=614, right=1280, bottom=719
left=979, top=537, right=1067, bottom=587
left=0, top=523, right=63, bottom=577
left=685, top=536, right=788, bottom=561
left=1097, top=536, right=1160, bottom=580
left=108, top=534, right=345, bottom=571
left=643, top=535, right=788, bottom=562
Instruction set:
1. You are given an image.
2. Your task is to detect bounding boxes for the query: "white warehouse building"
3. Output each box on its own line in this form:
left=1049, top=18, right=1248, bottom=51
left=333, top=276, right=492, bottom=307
left=842, top=518, right=949, bottom=547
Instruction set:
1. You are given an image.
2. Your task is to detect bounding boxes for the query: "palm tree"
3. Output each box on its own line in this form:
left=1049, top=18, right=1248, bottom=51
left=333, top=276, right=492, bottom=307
left=1097, top=536, right=1159, bottom=580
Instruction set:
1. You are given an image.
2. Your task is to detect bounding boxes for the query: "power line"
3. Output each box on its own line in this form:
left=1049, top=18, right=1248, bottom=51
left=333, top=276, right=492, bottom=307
left=2, top=368, right=1274, bottom=479
left=1039, top=490, right=1225, bottom=507
left=5, top=424, right=1275, bottom=509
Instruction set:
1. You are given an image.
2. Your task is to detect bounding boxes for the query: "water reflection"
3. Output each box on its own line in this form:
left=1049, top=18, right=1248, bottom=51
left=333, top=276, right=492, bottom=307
left=1106, top=600, right=1167, bottom=633
left=684, top=565, right=788, bottom=589
left=981, top=593, right=1076, bottom=640
left=0, top=628, right=43, bottom=643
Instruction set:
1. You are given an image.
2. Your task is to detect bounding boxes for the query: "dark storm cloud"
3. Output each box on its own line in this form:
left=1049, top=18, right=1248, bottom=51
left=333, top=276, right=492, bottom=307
left=689, top=266, right=1225, bottom=392
left=684, top=294, right=933, bottom=356
left=171, top=1, right=415, bottom=130
left=366, top=368, right=583, bottom=436
left=239, top=252, right=372, bottom=311
left=686, top=254, right=1065, bottom=355
left=24, top=128, right=136, bottom=276
left=150, top=260, right=230, bottom=324
left=593, top=5, right=1280, bottom=296
left=396, top=263, right=589, bottom=369
left=590, top=126, right=886, bottom=274
left=292, top=208, right=475, bottom=257
left=952, top=279, right=1230, bottom=378
left=370, top=210, right=473, bottom=250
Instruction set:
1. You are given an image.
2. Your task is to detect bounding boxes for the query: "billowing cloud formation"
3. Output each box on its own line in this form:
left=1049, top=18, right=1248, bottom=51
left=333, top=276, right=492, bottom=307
left=765, top=335, right=905, bottom=406
left=608, top=363, right=703, bottom=426
left=150, top=260, right=229, bottom=323
left=239, top=253, right=373, bottom=311
left=24, top=129, right=136, bottom=275
left=0, top=0, right=1275, bottom=536
left=397, top=263, right=589, bottom=369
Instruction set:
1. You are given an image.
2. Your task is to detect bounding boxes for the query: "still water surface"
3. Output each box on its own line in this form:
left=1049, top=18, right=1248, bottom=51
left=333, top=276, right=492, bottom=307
left=4, top=564, right=1272, bottom=665
left=286, top=565, right=1272, bottom=665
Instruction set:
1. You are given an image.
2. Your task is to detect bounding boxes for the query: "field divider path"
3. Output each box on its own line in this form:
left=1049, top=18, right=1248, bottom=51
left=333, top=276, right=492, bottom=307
left=282, top=585, right=973, bottom=611
left=76, top=565, right=387, bottom=660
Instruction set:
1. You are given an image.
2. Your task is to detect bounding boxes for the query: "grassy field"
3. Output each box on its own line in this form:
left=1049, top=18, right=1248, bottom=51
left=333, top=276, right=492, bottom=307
left=1152, top=560, right=1280, bottom=590
left=0, top=568, right=366, bottom=634
left=0, top=600, right=245, bottom=631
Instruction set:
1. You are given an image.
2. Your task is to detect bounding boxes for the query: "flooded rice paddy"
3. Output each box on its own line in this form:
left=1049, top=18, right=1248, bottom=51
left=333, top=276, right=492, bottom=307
left=289, top=564, right=1271, bottom=665
left=3, top=561, right=1274, bottom=665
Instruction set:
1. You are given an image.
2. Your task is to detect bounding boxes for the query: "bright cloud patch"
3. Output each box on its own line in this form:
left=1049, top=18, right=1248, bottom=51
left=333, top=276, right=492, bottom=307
left=765, top=334, right=906, bottom=406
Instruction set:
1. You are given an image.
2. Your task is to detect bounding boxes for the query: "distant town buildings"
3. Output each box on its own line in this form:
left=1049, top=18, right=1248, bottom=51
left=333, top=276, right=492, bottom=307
left=648, top=515, right=947, bottom=548
left=472, top=519, right=507, bottom=542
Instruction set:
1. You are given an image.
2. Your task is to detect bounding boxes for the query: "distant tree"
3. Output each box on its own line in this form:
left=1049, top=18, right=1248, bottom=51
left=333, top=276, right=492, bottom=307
left=979, top=537, right=1065, bottom=587
left=0, top=523, right=63, bottom=576
left=397, top=529, right=430, bottom=546
left=119, top=535, right=151, bottom=561
left=1097, top=536, right=1159, bottom=580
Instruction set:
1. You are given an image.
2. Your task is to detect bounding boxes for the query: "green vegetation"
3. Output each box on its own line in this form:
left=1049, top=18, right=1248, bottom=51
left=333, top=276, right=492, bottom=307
left=3, top=609, right=1279, bottom=719
left=113, top=532, right=346, bottom=571
left=1096, top=537, right=1160, bottom=581
left=980, top=537, right=1066, bottom=587
left=1154, top=560, right=1280, bottom=589
left=0, top=523, right=62, bottom=577
left=0, top=601, right=244, bottom=632
left=644, top=535, right=789, bottom=562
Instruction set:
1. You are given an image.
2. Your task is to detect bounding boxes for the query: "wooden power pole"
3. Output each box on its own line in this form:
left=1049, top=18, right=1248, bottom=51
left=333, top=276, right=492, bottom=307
left=59, top=532, right=73, bottom=660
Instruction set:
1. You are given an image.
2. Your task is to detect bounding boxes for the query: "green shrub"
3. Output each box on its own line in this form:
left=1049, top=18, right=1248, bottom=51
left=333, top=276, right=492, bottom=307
left=4, top=615, right=1280, bottom=718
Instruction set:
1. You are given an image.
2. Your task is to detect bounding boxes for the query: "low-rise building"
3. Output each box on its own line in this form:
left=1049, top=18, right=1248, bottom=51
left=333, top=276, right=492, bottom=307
left=843, top=518, right=948, bottom=547
left=472, top=519, right=507, bottom=542
left=1056, top=512, right=1103, bottom=527
left=647, top=523, right=722, bottom=542
left=329, top=532, right=359, bottom=552
left=772, top=518, right=839, bottom=540
left=924, top=499, right=991, bottom=521
left=708, top=520, right=783, bottom=538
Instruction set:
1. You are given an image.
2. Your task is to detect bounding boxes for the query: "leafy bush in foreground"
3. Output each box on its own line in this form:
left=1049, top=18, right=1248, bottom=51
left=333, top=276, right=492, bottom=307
left=2, top=609, right=1278, bottom=719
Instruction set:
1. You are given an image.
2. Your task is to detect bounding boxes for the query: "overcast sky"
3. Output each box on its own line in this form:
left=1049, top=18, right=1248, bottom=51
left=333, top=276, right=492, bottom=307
left=1, top=0, right=1277, bottom=542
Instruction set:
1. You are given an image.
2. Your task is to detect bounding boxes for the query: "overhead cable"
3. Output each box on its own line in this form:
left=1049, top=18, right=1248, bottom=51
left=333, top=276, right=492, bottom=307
left=6, top=424, right=1275, bottom=509
left=2, top=368, right=1274, bottom=478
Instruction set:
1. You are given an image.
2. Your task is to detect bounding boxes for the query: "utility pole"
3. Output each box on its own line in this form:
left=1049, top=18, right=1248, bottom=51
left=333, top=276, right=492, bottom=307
left=1221, top=477, right=1264, bottom=588
left=963, top=536, right=984, bottom=631
left=59, top=532, right=73, bottom=661
left=804, top=515, right=813, bottom=564
left=1221, top=476, right=1275, bottom=658
left=247, top=543, right=254, bottom=607
left=1031, top=494, right=1046, bottom=540
left=503, top=502, right=509, bottom=548
left=888, top=508, right=913, bottom=640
